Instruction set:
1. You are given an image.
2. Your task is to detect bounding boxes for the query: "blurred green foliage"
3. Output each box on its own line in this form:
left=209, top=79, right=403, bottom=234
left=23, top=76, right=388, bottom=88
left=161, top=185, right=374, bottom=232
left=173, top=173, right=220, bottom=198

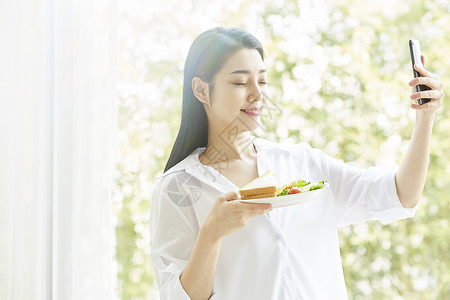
left=115, top=0, right=450, bottom=298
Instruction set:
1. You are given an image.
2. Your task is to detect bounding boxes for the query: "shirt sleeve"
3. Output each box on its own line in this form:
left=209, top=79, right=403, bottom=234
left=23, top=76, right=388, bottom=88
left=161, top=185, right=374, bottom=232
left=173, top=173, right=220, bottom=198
left=150, top=177, right=213, bottom=299
left=306, top=145, right=420, bottom=227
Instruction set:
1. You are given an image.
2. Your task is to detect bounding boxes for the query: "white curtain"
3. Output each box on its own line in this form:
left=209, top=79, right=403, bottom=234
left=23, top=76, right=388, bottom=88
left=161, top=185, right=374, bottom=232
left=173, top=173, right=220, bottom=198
left=0, top=0, right=118, bottom=299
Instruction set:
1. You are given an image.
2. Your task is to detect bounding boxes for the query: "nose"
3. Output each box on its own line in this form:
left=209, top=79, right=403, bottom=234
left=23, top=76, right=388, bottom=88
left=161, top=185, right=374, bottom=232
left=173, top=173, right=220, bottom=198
left=248, top=81, right=263, bottom=102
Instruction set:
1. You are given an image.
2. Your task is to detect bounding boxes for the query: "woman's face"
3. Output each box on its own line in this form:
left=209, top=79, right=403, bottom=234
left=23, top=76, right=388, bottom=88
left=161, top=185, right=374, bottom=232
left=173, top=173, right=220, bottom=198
left=206, top=48, right=268, bottom=133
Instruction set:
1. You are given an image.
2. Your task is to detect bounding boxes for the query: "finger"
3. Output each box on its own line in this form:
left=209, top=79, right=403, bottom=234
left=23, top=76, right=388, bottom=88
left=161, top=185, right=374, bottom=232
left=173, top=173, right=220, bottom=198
left=411, top=99, right=442, bottom=110
left=246, top=205, right=273, bottom=218
left=250, top=208, right=273, bottom=218
left=414, top=63, right=438, bottom=80
left=237, top=202, right=272, bottom=212
left=421, top=54, right=425, bottom=67
left=409, top=77, right=443, bottom=90
left=410, top=90, right=444, bottom=101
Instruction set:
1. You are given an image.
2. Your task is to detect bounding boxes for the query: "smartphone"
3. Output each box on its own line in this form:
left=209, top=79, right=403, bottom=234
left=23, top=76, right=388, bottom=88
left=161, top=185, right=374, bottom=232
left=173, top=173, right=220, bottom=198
left=409, top=38, right=431, bottom=105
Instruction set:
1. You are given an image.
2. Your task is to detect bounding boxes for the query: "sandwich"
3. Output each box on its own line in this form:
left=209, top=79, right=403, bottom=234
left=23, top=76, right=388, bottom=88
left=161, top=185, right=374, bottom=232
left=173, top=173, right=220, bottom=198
left=239, top=170, right=278, bottom=200
left=239, top=169, right=328, bottom=200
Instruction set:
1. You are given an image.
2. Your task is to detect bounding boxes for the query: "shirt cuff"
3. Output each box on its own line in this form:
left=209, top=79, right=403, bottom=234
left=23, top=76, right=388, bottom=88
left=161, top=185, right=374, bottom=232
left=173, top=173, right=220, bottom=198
left=154, top=256, right=217, bottom=299
left=368, top=167, right=420, bottom=224
left=154, top=257, right=191, bottom=299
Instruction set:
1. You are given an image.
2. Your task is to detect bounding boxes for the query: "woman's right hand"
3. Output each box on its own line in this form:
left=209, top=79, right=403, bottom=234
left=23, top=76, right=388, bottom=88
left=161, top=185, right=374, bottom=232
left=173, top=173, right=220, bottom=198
left=201, top=191, right=272, bottom=242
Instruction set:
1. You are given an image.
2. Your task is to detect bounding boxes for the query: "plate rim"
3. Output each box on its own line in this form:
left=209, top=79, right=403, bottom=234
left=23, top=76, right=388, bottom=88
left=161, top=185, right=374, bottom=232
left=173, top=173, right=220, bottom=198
left=238, top=182, right=329, bottom=207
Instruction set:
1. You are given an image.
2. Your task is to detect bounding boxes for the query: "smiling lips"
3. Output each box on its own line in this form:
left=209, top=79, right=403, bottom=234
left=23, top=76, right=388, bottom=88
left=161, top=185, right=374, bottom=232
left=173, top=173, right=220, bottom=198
left=240, top=107, right=261, bottom=116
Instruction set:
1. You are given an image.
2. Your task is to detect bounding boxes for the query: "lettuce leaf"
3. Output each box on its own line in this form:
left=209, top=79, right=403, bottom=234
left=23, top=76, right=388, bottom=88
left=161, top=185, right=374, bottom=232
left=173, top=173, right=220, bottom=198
left=309, top=181, right=326, bottom=190
left=277, top=188, right=289, bottom=196
left=297, top=180, right=309, bottom=187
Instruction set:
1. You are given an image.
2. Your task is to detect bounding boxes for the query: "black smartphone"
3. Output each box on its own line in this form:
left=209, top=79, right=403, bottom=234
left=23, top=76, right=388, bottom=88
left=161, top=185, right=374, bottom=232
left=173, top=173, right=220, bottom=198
left=409, top=38, right=431, bottom=105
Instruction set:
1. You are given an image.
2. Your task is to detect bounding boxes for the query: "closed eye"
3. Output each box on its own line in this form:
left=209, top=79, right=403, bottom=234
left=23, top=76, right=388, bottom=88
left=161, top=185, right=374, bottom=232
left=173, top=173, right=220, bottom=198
left=233, top=82, right=267, bottom=86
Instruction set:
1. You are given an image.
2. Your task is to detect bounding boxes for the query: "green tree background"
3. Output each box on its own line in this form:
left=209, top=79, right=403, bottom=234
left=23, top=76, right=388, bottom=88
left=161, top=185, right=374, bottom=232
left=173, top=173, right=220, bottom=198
left=114, top=0, right=450, bottom=298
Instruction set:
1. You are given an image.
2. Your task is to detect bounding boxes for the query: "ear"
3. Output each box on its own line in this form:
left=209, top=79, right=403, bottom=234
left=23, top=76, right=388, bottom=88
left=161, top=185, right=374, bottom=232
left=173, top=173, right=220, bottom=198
left=192, top=77, right=210, bottom=105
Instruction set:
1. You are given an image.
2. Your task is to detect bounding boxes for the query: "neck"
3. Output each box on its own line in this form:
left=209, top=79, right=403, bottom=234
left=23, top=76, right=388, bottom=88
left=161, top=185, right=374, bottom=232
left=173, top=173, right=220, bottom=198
left=201, top=127, right=256, bottom=165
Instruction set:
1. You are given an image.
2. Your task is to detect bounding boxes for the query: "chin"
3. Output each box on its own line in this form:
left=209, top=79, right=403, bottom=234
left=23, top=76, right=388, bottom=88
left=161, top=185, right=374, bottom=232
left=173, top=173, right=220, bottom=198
left=240, top=115, right=263, bottom=132
left=219, top=113, right=263, bottom=135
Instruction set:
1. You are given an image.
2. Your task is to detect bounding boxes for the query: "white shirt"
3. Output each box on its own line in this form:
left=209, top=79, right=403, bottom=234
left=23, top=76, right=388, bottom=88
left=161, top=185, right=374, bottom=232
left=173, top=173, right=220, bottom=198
left=149, top=137, right=418, bottom=300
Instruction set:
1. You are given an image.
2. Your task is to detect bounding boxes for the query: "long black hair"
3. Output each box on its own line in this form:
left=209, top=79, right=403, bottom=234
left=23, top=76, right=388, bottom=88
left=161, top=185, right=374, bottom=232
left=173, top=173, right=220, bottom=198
left=163, top=27, right=264, bottom=172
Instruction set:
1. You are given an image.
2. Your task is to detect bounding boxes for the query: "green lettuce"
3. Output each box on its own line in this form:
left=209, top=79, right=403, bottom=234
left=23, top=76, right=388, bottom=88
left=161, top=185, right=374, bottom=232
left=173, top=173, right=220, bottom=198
left=277, top=188, right=289, bottom=196
left=297, top=180, right=309, bottom=187
left=309, top=180, right=326, bottom=190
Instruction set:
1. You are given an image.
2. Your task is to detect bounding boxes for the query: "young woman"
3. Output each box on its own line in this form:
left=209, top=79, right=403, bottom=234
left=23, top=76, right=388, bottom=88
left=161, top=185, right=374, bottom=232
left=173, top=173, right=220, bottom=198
left=150, top=27, right=444, bottom=299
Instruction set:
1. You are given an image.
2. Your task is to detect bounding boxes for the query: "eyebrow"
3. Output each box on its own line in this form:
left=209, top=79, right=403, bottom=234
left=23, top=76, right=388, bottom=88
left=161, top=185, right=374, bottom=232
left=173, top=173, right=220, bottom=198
left=229, top=69, right=267, bottom=75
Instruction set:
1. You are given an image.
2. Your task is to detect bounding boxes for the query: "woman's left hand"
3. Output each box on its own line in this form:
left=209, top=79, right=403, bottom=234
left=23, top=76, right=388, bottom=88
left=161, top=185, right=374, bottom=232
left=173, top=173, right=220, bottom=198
left=409, top=55, right=445, bottom=115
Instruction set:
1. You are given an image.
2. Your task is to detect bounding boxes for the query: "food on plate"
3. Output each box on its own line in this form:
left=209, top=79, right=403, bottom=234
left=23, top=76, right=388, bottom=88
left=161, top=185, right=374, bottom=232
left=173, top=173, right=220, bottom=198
left=288, top=187, right=301, bottom=195
left=239, top=169, right=328, bottom=200
left=277, top=180, right=327, bottom=196
left=239, top=170, right=277, bottom=200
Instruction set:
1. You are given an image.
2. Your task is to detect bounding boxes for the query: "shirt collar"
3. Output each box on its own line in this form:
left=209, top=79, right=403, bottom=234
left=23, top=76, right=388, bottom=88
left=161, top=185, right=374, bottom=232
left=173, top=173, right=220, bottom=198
left=152, top=136, right=281, bottom=186
left=151, top=148, right=199, bottom=181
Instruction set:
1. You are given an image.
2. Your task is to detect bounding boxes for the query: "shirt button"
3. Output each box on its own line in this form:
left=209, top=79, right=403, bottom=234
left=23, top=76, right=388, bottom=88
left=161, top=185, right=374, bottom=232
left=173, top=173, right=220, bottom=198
left=283, top=266, right=291, bottom=275
left=156, top=259, right=163, bottom=268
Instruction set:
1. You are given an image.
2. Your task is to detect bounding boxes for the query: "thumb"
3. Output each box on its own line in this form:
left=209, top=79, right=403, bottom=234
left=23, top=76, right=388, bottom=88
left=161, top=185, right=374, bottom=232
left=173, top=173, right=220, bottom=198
left=218, top=191, right=240, bottom=202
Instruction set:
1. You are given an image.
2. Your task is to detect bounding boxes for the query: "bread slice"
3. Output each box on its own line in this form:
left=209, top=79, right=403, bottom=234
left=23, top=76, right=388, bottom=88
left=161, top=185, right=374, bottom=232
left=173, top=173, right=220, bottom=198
left=240, top=186, right=277, bottom=197
left=239, top=170, right=277, bottom=199
left=240, top=191, right=277, bottom=200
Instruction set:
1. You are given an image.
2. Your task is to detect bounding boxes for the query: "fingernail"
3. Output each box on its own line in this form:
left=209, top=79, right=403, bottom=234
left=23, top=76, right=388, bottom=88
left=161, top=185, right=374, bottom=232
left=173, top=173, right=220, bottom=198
left=409, top=81, right=414, bottom=86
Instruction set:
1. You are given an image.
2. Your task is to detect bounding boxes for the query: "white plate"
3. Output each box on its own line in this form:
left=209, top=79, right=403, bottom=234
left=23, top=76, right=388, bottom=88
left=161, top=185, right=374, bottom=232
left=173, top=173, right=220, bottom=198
left=239, top=182, right=330, bottom=208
